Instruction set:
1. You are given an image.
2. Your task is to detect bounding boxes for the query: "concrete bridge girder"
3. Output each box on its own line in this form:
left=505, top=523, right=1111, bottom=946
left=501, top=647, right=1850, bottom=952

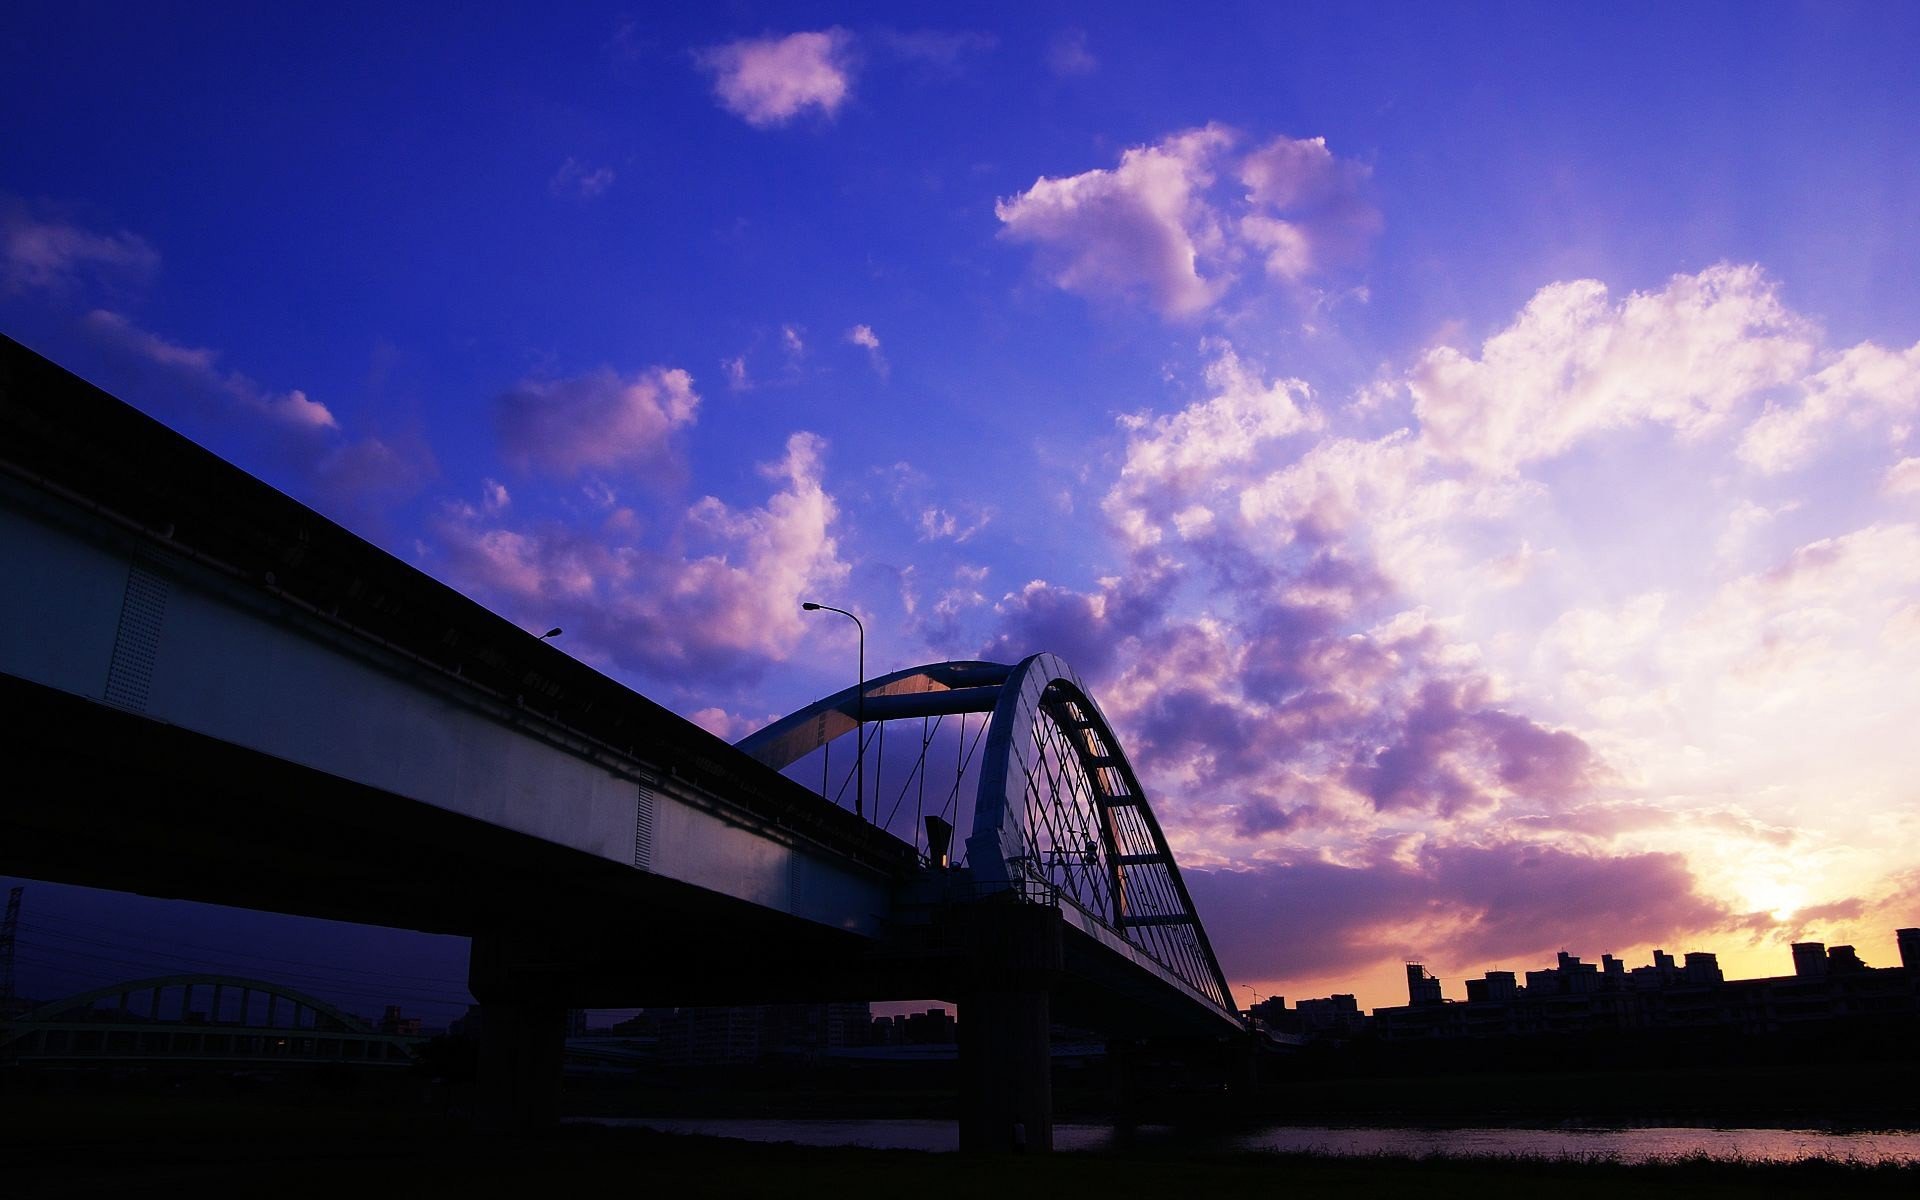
left=0, top=492, right=895, bottom=940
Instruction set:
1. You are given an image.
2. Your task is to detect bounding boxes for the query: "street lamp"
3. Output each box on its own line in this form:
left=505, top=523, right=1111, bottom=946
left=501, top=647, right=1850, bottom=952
left=801, top=601, right=865, bottom=821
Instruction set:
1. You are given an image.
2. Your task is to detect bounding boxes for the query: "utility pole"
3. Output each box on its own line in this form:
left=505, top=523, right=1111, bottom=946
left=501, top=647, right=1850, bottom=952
left=0, top=886, right=21, bottom=1013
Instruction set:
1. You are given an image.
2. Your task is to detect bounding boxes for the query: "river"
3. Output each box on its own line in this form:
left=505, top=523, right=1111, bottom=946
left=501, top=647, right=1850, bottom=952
left=596, top=1117, right=1920, bottom=1163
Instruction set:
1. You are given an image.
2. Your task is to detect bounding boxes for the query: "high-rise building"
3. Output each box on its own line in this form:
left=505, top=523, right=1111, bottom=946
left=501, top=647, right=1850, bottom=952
left=1791, top=942, right=1827, bottom=979
left=1898, top=928, right=1920, bottom=971
left=1406, top=963, right=1444, bottom=1005
left=1827, top=945, right=1866, bottom=973
left=1683, top=952, right=1723, bottom=984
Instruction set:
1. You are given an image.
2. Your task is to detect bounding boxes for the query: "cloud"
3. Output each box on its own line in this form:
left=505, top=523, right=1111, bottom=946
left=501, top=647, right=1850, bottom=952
left=846, top=323, right=887, bottom=377
left=1106, top=341, right=1319, bottom=548
left=1413, top=265, right=1816, bottom=475
left=1403, top=263, right=1920, bottom=482
left=995, top=127, right=1380, bottom=318
left=549, top=157, right=615, bottom=200
left=698, top=29, right=854, bottom=128
left=2, top=206, right=159, bottom=294
left=436, top=431, right=849, bottom=680
left=495, top=366, right=698, bottom=478
left=83, top=309, right=339, bottom=433
left=1739, top=340, right=1920, bottom=473
left=1188, top=842, right=1732, bottom=982
left=687, top=706, right=765, bottom=740
left=996, top=125, right=1234, bottom=318
left=875, top=29, right=995, bottom=75
left=79, top=310, right=434, bottom=516
left=1236, top=135, right=1381, bottom=281
left=1341, top=678, right=1596, bottom=817
left=1046, top=28, right=1097, bottom=77
left=980, top=559, right=1177, bottom=681
left=917, top=506, right=991, bottom=543
left=961, top=258, right=1920, bottom=1003
left=1883, top=456, right=1920, bottom=496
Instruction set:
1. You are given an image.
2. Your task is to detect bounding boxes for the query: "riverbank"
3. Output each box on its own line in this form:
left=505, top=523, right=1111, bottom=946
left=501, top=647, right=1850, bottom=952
left=6, top=1120, right=1919, bottom=1199
left=555, top=1056, right=1920, bottom=1131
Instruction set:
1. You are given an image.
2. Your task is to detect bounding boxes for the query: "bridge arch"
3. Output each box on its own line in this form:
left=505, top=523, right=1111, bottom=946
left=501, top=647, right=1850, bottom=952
left=2, top=974, right=421, bottom=1065
left=737, top=653, right=1236, bottom=1016
left=15, top=973, right=376, bottom=1030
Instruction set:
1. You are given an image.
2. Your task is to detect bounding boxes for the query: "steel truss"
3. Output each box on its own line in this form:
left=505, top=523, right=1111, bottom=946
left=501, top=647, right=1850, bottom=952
left=737, top=653, right=1238, bottom=1019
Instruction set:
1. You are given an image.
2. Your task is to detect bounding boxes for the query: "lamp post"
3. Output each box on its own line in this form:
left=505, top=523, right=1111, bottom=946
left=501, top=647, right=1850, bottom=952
left=801, top=601, right=864, bottom=821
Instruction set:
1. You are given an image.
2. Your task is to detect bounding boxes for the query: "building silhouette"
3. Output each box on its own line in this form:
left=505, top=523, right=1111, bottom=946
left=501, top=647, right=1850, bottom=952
left=1362, top=928, right=1919, bottom=1045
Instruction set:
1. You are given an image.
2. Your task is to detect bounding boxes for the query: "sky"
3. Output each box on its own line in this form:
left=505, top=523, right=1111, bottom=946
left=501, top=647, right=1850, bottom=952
left=4, top=2, right=1920, bottom=1019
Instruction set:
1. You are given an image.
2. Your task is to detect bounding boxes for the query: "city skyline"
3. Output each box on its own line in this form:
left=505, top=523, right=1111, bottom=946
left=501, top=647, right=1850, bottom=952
left=5, top=4, right=1920, bottom=1013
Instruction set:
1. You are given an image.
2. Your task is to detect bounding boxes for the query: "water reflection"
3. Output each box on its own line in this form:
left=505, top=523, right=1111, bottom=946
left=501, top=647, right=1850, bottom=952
left=603, top=1118, right=1920, bottom=1164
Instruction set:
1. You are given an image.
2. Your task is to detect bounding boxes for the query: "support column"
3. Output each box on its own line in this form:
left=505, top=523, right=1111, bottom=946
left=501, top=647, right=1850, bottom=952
left=957, top=902, right=1063, bottom=1153
left=469, top=928, right=571, bottom=1134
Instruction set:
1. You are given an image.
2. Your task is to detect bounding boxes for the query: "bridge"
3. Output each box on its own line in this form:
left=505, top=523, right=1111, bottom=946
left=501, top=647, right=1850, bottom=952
left=0, top=334, right=1243, bottom=1150
left=1, top=973, right=422, bottom=1067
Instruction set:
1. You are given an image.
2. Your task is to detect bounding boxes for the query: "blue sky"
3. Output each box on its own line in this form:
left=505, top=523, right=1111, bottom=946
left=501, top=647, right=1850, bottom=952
left=5, top=3, right=1919, bottom=1016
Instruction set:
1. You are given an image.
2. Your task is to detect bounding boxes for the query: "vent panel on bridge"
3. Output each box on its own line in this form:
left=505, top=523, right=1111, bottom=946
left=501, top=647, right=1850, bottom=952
left=736, top=653, right=1239, bottom=1023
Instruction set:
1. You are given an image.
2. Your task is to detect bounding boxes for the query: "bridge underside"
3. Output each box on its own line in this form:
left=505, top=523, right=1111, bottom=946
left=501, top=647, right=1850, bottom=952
left=3, top=668, right=1228, bottom=1044
left=1, top=671, right=1231, bottom=1038
left=0, top=671, right=886, bottom=1007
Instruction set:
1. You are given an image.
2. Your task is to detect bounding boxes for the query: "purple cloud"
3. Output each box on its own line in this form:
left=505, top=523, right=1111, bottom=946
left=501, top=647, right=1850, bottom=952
left=495, top=366, right=698, bottom=480
left=996, top=127, right=1380, bottom=319
left=1188, top=842, right=1732, bottom=983
left=435, top=431, right=848, bottom=684
left=698, top=30, right=854, bottom=128
left=2, top=204, right=159, bottom=295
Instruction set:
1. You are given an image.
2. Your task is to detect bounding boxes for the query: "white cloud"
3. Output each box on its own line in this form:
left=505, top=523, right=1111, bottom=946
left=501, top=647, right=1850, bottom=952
left=995, top=127, right=1379, bottom=319
left=1412, top=265, right=1816, bottom=475
left=846, top=323, right=887, bottom=377
left=1236, top=135, right=1380, bottom=281
left=1716, top=498, right=1800, bottom=560
left=495, top=366, right=698, bottom=478
left=721, top=355, right=751, bottom=391
left=263, top=388, right=338, bottom=431
left=437, top=432, right=849, bottom=678
left=1106, top=340, right=1320, bottom=546
left=996, top=125, right=1233, bottom=318
left=917, top=505, right=991, bottom=543
left=1882, top=456, right=1920, bottom=496
left=1739, top=340, right=1920, bottom=474
left=698, top=30, right=854, bottom=128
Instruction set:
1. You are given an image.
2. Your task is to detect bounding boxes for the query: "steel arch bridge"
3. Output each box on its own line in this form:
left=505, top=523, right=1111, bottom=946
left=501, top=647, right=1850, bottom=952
left=737, top=652, right=1238, bottom=1024
left=1, top=973, right=421, bottom=1065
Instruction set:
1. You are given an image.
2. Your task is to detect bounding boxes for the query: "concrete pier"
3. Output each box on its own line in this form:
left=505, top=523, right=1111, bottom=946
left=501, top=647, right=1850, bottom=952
left=957, top=902, right=1064, bottom=1153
